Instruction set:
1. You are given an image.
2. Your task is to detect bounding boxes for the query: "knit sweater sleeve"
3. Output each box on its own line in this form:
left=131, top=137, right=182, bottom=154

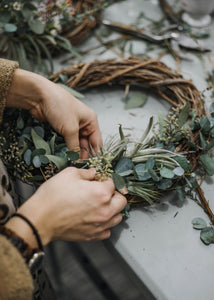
left=0, top=58, right=19, bottom=125
left=0, top=235, right=34, bottom=300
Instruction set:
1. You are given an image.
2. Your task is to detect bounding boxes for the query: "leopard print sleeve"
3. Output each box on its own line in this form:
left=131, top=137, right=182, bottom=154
left=0, top=58, right=19, bottom=125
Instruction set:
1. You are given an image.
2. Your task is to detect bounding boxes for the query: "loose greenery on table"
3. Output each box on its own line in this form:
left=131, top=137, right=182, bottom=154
left=0, top=0, right=106, bottom=74
left=1, top=57, right=214, bottom=244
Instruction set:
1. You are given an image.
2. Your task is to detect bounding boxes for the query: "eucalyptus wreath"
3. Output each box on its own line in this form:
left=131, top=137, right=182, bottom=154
left=0, top=0, right=106, bottom=74
left=1, top=57, right=214, bottom=244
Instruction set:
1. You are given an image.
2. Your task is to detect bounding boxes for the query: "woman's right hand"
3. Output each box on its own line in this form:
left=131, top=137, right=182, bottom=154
left=6, top=168, right=127, bottom=248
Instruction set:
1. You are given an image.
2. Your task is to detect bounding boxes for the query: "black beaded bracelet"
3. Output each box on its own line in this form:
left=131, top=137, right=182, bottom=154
left=11, top=213, right=44, bottom=251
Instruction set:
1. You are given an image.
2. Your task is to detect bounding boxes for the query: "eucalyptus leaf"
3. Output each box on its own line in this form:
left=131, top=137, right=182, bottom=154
left=24, top=149, right=32, bottom=166
left=22, top=4, right=35, bottom=19
left=45, top=155, right=67, bottom=170
left=16, top=115, right=24, bottom=129
left=28, top=19, right=45, bottom=34
left=125, top=92, right=147, bottom=110
left=39, top=155, right=49, bottom=165
left=148, top=169, right=160, bottom=182
left=200, top=227, right=214, bottom=245
left=173, top=167, right=184, bottom=176
left=200, top=116, right=210, bottom=135
left=4, top=23, right=17, bottom=32
left=0, top=11, right=11, bottom=23
left=206, top=139, right=214, bottom=151
left=66, top=151, right=79, bottom=161
left=34, top=126, right=44, bottom=138
left=157, top=179, right=172, bottom=190
left=192, top=217, right=207, bottom=230
left=114, top=157, right=133, bottom=174
left=173, top=156, right=191, bottom=172
left=31, top=128, right=51, bottom=155
left=32, top=148, right=46, bottom=157
left=32, top=155, right=41, bottom=168
left=189, top=119, right=200, bottom=131
left=111, top=172, right=126, bottom=190
left=199, top=155, right=214, bottom=176
left=160, top=167, right=174, bottom=179
left=199, top=132, right=207, bottom=149
left=178, top=102, right=190, bottom=127
left=57, top=83, right=85, bottom=99
left=134, top=163, right=151, bottom=181
left=145, top=157, right=155, bottom=170
left=118, top=169, right=134, bottom=176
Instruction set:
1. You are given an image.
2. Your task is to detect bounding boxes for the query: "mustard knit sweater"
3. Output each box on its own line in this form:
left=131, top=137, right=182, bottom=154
left=0, top=58, right=34, bottom=300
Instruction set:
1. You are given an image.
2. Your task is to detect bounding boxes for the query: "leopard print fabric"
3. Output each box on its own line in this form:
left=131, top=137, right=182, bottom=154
left=0, top=159, right=17, bottom=224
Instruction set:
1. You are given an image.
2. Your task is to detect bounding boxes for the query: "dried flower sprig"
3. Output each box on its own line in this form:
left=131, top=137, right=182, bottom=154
left=87, top=150, right=114, bottom=181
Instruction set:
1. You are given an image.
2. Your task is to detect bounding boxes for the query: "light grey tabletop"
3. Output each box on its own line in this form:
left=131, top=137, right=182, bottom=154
left=55, top=1, right=214, bottom=299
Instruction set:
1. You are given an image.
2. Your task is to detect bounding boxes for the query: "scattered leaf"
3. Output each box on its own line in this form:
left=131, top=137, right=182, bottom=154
left=192, top=217, right=207, bottom=230
left=200, top=227, right=214, bottom=245
left=125, top=92, right=147, bottom=110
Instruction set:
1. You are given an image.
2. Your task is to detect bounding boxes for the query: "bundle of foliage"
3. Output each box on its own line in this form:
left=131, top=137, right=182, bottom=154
left=0, top=0, right=107, bottom=73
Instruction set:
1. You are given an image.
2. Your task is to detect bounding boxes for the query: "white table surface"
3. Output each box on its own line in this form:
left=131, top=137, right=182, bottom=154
left=55, top=1, right=214, bottom=299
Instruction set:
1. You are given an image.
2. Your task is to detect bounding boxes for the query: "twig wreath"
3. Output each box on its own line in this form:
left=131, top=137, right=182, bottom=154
left=1, top=57, right=214, bottom=243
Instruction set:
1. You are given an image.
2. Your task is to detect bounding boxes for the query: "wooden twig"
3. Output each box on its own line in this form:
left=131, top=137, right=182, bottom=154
left=197, top=185, right=214, bottom=224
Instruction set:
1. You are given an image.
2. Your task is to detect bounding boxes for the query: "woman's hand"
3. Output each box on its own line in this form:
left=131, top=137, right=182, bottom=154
left=5, top=168, right=127, bottom=247
left=7, top=69, right=102, bottom=158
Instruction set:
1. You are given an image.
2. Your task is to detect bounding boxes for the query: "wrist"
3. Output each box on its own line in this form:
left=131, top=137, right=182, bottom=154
left=6, top=69, right=46, bottom=112
left=5, top=215, right=40, bottom=250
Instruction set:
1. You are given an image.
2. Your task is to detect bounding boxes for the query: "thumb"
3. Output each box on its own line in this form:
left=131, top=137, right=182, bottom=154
left=78, top=168, right=96, bottom=181
left=65, top=133, right=80, bottom=153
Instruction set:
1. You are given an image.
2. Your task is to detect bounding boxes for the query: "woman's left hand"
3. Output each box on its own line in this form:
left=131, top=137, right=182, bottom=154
left=7, top=69, right=102, bottom=158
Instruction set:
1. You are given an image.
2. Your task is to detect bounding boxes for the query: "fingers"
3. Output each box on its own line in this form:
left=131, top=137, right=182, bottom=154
left=78, top=168, right=96, bottom=181
left=109, top=191, right=127, bottom=216
left=65, top=133, right=80, bottom=154
left=88, top=130, right=103, bottom=154
left=90, top=214, right=123, bottom=241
